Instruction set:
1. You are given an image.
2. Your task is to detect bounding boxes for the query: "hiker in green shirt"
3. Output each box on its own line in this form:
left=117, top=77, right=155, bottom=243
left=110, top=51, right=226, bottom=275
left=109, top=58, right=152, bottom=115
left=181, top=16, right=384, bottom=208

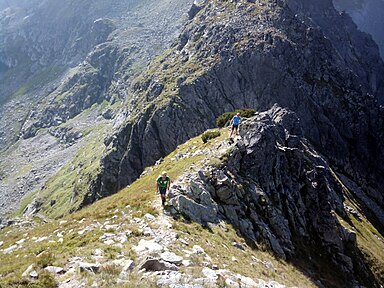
left=156, top=171, right=171, bottom=206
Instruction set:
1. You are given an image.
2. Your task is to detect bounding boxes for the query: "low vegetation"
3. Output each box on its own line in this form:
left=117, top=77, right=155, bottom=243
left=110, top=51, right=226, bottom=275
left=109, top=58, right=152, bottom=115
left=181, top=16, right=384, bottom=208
left=201, top=130, right=221, bottom=143
left=17, top=123, right=109, bottom=219
left=1, top=127, right=383, bottom=287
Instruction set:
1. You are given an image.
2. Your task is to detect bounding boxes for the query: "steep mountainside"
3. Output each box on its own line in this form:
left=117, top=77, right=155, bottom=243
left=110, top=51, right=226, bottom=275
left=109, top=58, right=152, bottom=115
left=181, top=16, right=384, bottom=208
left=333, top=0, right=384, bottom=59
left=0, top=114, right=383, bottom=287
left=92, top=0, right=384, bottom=232
left=0, top=0, right=193, bottom=219
left=0, top=0, right=383, bottom=286
left=2, top=0, right=383, bottom=224
left=0, top=0, right=124, bottom=149
left=170, top=106, right=384, bottom=287
left=0, top=0, right=193, bottom=150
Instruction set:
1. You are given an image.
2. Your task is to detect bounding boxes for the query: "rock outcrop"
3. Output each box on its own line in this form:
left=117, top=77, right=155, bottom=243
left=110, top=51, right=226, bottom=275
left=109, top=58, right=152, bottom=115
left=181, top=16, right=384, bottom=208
left=169, top=106, right=380, bottom=287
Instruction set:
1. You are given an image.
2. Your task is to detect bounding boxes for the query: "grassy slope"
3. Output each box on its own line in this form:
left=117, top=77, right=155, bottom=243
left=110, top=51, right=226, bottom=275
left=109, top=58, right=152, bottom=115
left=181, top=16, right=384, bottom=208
left=0, top=128, right=382, bottom=287
left=16, top=122, right=110, bottom=220
left=0, top=129, right=317, bottom=288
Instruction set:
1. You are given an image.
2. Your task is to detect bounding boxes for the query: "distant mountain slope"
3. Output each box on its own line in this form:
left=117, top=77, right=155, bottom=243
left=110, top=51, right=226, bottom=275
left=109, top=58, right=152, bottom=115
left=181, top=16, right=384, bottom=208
left=1, top=2, right=383, bottom=268
left=0, top=0, right=193, bottom=218
left=0, top=0, right=194, bottom=150
left=333, top=0, right=384, bottom=59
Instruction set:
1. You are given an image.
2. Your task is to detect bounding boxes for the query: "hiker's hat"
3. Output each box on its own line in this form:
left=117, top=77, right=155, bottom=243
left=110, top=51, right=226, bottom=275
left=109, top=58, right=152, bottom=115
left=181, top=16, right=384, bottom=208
left=236, top=112, right=240, bottom=116
left=162, top=171, right=167, bottom=176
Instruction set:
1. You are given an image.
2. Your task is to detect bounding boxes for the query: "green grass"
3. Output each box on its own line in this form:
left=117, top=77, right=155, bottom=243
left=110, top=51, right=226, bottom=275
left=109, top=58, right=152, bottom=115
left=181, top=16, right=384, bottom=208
left=337, top=211, right=384, bottom=284
left=16, top=123, right=109, bottom=219
left=11, top=66, right=66, bottom=100
left=170, top=219, right=316, bottom=287
left=2, top=124, right=383, bottom=287
left=41, top=129, right=107, bottom=218
left=0, top=127, right=313, bottom=287
left=0, top=129, right=230, bottom=286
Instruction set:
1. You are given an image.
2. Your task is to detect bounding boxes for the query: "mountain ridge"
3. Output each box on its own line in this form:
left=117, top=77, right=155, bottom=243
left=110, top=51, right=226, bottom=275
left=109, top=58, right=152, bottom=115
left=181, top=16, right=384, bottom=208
left=0, top=108, right=383, bottom=287
left=90, top=0, right=384, bottom=234
left=0, top=1, right=383, bottom=286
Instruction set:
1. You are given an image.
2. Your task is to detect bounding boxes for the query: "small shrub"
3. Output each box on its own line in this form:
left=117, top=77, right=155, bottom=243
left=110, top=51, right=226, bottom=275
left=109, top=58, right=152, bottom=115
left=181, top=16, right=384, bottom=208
left=100, top=264, right=120, bottom=276
left=36, top=251, right=55, bottom=268
left=20, top=270, right=59, bottom=288
left=104, top=246, right=122, bottom=260
left=28, top=270, right=58, bottom=288
left=216, top=108, right=256, bottom=128
left=201, top=130, right=221, bottom=143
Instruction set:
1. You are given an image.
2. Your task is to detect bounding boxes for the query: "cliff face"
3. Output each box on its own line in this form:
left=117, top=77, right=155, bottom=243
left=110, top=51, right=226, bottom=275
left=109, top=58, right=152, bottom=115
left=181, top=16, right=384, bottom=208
left=0, top=0, right=125, bottom=149
left=333, top=0, right=384, bottom=59
left=95, top=0, right=384, bottom=234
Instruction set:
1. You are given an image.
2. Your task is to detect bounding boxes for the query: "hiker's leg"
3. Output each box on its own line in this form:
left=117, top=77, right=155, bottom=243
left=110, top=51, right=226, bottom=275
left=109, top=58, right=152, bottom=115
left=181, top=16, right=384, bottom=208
left=160, top=187, right=166, bottom=205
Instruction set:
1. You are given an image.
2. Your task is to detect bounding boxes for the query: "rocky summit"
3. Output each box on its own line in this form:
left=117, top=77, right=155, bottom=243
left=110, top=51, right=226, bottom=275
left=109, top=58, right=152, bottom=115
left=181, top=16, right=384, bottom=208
left=0, top=0, right=383, bottom=287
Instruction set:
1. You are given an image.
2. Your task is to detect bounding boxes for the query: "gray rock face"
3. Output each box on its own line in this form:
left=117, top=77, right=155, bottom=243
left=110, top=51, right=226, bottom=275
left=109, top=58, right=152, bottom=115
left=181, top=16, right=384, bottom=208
left=94, top=0, right=384, bottom=234
left=160, top=251, right=183, bottom=265
left=333, top=0, right=384, bottom=59
left=44, top=266, right=65, bottom=274
left=0, top=0, right=119, bottom=149
left=140, top=257, right=179, bottom=272
left=169, top=106, right=379, bottom=287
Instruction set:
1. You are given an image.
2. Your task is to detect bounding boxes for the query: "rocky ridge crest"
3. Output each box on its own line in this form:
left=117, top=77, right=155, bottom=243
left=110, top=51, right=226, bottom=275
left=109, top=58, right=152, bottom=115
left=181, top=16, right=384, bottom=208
left=169, top=106, right=381, bottom=287
left=1, top=106, right=382, bottom=287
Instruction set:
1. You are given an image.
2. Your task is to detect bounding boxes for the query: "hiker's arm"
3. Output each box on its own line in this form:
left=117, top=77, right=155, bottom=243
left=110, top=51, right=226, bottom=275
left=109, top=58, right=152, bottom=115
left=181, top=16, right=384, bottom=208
left=155, top=181, right=158, bottom=193
left=168, top=180, right=171, bottom=190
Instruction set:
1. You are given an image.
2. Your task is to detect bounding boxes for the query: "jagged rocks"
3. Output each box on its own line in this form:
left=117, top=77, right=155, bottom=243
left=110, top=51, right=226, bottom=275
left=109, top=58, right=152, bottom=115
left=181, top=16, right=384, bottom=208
left=188, top=0, right=206, bottom=20
left=48, top=127, right=83, bottom=146
left=78, top=262, right=101, bottom=274
left=169, top=194, right=218, bottom=224
left=168, top=106, right=376, bottom=287
left=29, top=270, right=39, bottom=279
left=160, top=251, right=184, bottom=266
left=22, top=264, right=35, bottom=277
left=44, top=266, right=65, bottom=274
left=133, top=239, right=163, bottom=254
left=0, top=0, right=196, bottom=220
left=140, top=257, right=179, bottom=272
left=93, top=0, right=384, bottom=240
left=23, top=198, right=42, bottom=216
left=119, top=260, right=135, bottom=273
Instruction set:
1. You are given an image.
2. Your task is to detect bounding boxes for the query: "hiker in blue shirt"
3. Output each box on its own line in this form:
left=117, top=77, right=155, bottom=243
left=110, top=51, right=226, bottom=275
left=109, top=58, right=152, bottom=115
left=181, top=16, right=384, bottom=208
left=230, top=113, right=241, bottom=137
